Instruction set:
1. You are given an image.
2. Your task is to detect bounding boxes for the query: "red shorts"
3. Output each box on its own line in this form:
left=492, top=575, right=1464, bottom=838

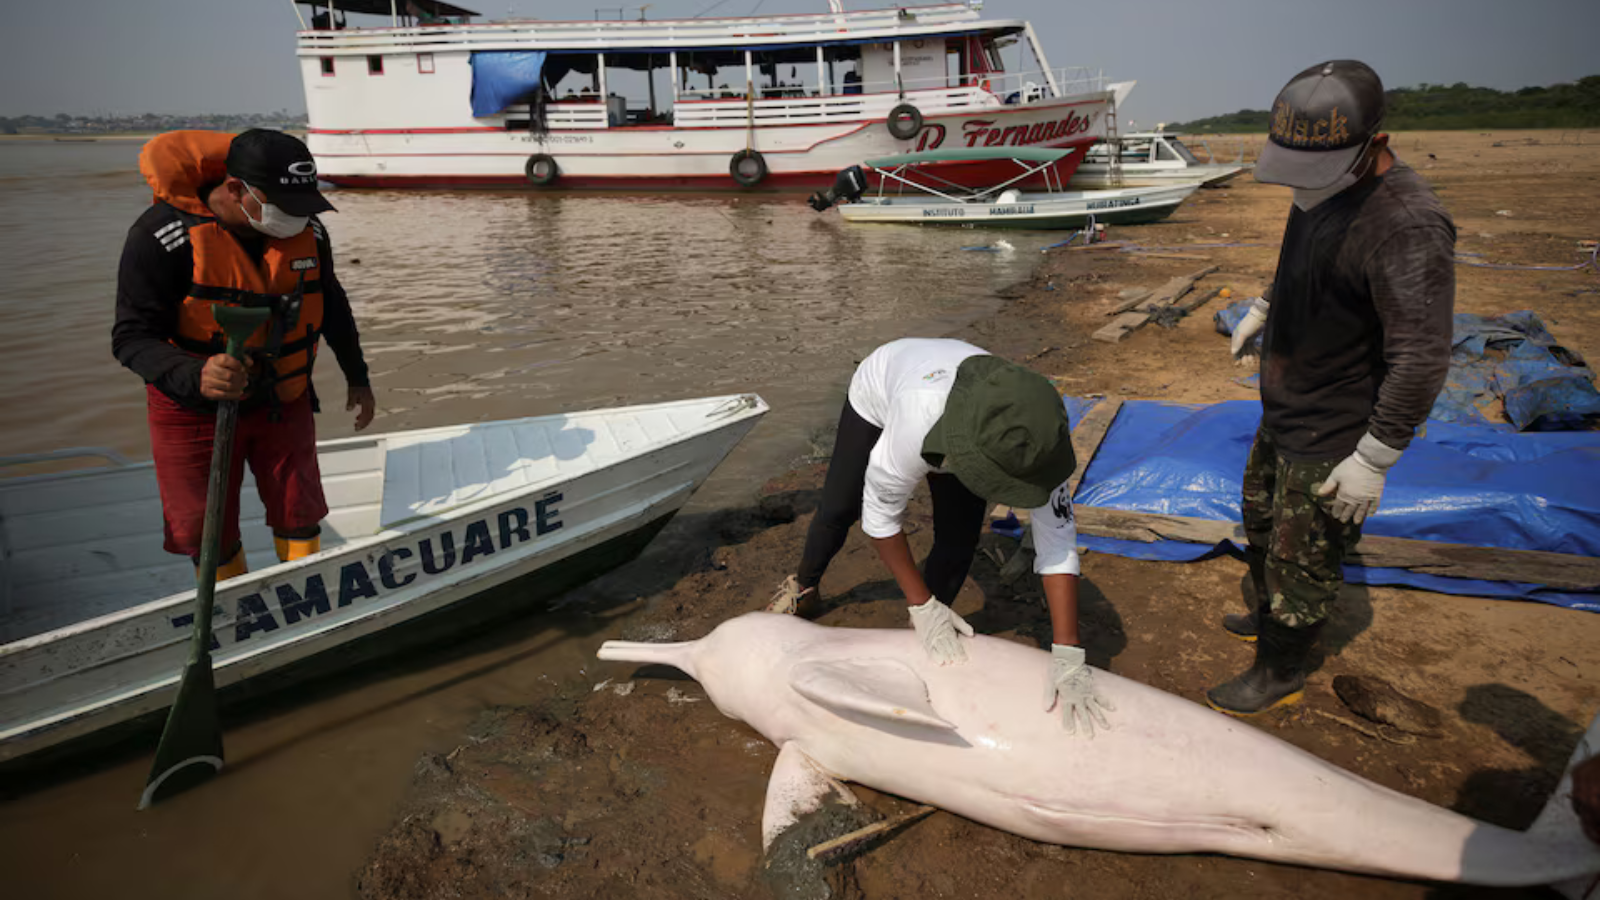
left=147, top=386, right=329, bottom=558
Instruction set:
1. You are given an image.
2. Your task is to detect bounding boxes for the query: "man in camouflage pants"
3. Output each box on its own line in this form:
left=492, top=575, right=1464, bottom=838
left=1207, top=60, right=1455, bottom=716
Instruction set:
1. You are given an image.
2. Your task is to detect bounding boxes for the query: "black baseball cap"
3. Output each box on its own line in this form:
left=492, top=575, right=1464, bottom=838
left=225, top=128, right=336, bottom=216
left=1255, top=60, right=1385, bottom=190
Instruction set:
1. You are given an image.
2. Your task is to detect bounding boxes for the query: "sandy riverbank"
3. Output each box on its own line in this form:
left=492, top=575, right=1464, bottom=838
left=355, top=130, right=1600, bottom=900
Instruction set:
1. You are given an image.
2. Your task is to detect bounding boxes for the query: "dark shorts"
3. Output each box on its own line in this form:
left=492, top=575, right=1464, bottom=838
left=147, top=385, right=327, bottom=558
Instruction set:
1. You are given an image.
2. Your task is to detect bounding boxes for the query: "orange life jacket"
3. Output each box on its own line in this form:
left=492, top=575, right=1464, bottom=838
left=138, top=131, right=325, bottom=404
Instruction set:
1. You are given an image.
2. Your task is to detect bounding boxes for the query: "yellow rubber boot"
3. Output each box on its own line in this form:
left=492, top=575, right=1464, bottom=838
left=275, top=533, right=321, bottom=563
left=213, top=545, right=248, bottom=582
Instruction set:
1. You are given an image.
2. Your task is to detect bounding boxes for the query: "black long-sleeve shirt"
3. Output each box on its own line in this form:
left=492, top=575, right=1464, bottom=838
left=1261, top=161, right=1456, bottom=460
left=112, top=203, right=370, bottom=412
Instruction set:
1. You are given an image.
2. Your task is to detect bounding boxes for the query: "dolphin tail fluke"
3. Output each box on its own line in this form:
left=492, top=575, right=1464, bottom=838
left=597, top=639, right=699, bottom=680
left=1546, top=711, right=1600, bottom=900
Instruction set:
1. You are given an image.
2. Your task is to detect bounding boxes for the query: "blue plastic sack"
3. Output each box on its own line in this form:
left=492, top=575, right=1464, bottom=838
left=1213, top=298, right=1263, bottom=355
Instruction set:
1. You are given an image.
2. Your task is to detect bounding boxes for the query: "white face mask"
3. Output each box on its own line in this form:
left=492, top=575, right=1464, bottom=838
left=241, top=183, right=310, bottom=238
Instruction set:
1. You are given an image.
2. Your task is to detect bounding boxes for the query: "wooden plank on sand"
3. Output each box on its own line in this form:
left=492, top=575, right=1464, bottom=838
left=1178, top=286, right=1226, bottom=314
left=1072, top=507, right=1600, bottom=591
left=1129, top=252, right=1215, bottom=262
left=1093, top=265, right=1220, bottom=342
left=1093, top=311, right=1151, bottom=343
left=1065, top=398, right=1123, bottom=499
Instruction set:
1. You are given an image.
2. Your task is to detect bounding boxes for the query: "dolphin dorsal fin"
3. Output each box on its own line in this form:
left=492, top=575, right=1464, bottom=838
left=789, top=658, right=957, bottom=731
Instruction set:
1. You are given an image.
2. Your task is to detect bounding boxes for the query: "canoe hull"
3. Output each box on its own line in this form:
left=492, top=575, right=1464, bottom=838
left=0, top=508, right=676, bottom=778
left=0, top=395, right=766, bottom=766
left=1069, top=163, right=1248, bottom=189
left=837, top=184, right=1199, bottom=229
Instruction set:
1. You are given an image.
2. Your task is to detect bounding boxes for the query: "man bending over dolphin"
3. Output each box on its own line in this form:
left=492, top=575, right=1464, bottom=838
left=766, top=338, right=1112, bottom=735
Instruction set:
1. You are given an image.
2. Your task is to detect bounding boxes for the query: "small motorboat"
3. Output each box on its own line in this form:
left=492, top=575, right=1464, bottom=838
left=1070, top=131, right=1250, bottom=189
left=0, top=394, right=767, bottom=765
left=809, top=147, right=1200, bottom=230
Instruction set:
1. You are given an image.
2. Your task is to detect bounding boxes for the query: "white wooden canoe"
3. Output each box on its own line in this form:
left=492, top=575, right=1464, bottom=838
left=0, top=394, right=767, bottom=765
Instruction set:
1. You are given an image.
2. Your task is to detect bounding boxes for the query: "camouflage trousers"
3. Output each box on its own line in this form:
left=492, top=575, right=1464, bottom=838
left=1240, top=427, right=1362, bottom=628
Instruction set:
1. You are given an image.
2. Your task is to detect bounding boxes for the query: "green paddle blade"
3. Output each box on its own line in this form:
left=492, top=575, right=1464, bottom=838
left=139, top=654, right=225, bottom=809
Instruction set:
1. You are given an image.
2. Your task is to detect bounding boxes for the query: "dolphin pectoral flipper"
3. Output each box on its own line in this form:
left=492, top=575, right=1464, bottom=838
left=789, top=658, right=957, bottom=732
left=762, top=742, right=858, bottom=850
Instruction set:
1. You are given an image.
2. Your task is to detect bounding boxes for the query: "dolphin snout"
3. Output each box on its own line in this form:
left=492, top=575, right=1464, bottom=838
left=597, top=639, right=700, bottom=681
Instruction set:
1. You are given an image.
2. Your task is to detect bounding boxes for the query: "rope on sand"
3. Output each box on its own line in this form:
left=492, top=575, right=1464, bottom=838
left=1453, top=241, right=1600, bottom=273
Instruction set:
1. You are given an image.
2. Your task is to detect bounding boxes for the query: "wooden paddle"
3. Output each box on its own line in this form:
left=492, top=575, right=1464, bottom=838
left=139, top=304, right=271, bottom=810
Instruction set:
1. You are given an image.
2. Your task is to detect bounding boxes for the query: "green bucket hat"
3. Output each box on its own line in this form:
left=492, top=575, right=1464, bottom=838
left=922, top=356, right=1077, bottom=509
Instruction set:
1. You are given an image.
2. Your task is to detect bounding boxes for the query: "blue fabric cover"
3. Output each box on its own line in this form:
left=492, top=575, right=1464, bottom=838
left=470, top=51, right=547, bottom=118
left=1060, top=399, right=1600, bottom=612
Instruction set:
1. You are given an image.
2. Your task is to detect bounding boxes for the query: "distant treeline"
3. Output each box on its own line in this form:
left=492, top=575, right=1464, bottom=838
left=1171, top=75, right=1600, bottom=132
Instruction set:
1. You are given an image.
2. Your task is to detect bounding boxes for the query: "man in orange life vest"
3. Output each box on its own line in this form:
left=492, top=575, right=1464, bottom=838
left=112, top=129, right=375, bottom=578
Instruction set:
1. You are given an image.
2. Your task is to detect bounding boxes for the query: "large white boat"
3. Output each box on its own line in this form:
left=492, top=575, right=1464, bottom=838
left=292, top=1, right=1133, bottom=191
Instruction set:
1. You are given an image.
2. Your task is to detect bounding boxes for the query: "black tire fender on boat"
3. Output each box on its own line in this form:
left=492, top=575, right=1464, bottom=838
left=525, top=153, right=559, bottom=187
left=886, top=103, right=923, bottom=140
left=730, top=149, right=768, bottom=187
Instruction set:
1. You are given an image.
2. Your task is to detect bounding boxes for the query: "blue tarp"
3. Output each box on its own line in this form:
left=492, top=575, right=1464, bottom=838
left=470, top=51, right=547, bottom=118
left=1440, top=311, right=1600, bottom=430
left=1214, top=304, right=1600, bottom=432
left=1062, top=398, right=1600, bottom=612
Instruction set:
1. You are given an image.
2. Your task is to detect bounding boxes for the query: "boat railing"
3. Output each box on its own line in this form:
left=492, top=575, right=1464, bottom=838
left=295, top=4, right=984, bottom=51
left=675, top=64, right=1102, bottom=104
left=526, top=102, right=611, bottom=129
left=674, top=86, right=995, bottom=128
left=958, top=66, right=1107, bottom=101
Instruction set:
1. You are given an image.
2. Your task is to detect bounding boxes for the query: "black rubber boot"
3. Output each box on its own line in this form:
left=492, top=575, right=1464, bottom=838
left=1222, top=548, right=1271, bottom=641
left=1222, top=607, right=1262, bottom=642
left=1205, top=619, right=1323, bottom=716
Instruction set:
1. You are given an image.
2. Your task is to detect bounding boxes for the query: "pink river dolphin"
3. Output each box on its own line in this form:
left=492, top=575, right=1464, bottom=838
left=598, top=612, right=1600, bottom=894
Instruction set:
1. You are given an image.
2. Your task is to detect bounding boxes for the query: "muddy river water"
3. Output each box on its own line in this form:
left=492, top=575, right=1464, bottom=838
left=0, top=139, right=1045, bottom=898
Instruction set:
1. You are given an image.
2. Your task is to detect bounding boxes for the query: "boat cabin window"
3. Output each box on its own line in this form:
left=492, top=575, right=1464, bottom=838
left=367, top=54, right=384, bottom=76
left=821, top=46, right=863, bottom=96
left=677, top=51, right=746, bottom=101
left=1169, top=138, right=1202, bottom=164
left=319, top=57, right=335, bottom=77
left=752, top=50, right=822, bottom=101
left=951, top=34, right=1005, bottom=91
left=1155, top=139, right=1184, bottom=162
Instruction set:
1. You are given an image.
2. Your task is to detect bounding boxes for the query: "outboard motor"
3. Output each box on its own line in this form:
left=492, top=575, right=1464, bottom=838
left=807, top=166, right=867, bottom=212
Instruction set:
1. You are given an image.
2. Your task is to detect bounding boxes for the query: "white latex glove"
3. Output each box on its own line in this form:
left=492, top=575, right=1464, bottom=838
left=1316, top=433, right=1403, bottom=525
left=1044, top=644, right=1114, bottom=737
left=1230, top=296, right=1269, bottom=364
left=908, top=597, right=974, bottom=665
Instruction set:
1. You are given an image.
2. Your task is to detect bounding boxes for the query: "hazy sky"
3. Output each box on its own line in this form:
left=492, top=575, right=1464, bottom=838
left=6, top=0, right=1594, bottom=123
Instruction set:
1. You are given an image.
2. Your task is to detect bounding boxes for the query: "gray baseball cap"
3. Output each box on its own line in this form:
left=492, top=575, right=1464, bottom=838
left=1254, top=60, right=1385, bottom=190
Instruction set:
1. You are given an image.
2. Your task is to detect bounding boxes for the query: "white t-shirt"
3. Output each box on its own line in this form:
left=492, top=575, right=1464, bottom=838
left=846, top=338, right=1080, bottom=577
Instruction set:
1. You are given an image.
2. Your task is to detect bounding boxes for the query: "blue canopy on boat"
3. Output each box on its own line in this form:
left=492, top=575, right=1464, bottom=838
left=470, top=51, right=547, bottom=117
